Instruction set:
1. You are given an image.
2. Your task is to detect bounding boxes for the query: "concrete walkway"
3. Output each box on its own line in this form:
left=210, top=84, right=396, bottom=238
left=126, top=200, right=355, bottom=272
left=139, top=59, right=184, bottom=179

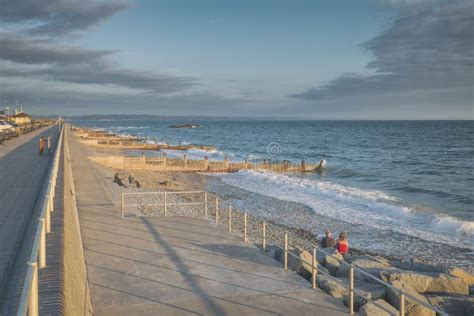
left=0, top=126, right=59, bottom=310
left=69, top=134, right=347, bottom=315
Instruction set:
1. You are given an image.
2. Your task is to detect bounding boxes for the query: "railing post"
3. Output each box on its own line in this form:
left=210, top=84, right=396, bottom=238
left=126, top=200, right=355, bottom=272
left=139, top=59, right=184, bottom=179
left=215, top=197, right=219, bottom=223
left=349, top=264, right=354, bottom=315
left=27, top=261, right=39, bottom=316
left=164, top=192, right=168, bottom=217
left=284, top=232, right=288, bottom=270
left=45, top=195, right=51, bottom=233
left=399, top=292, right=405, bottom=316
left=50, top=180, right=55, bottom=202
left=121, top=193, right=124, bottom=219
left=262, top=221, right=266, bottom=251
left=204, top=192, right=208, bottom=217
left=44, top=207, right=51, bottom=234
left=39, top=218, right=46, bottom=268
left=312, top=247, right=316, bottom=289
left=244, top=212, right=248, bottom=243
left=228, top=205, right=232, bottom=232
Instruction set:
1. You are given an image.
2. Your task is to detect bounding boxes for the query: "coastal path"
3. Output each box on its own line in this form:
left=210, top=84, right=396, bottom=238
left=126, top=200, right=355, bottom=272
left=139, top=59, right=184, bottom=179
left=0, top=125, right=60, bottom=312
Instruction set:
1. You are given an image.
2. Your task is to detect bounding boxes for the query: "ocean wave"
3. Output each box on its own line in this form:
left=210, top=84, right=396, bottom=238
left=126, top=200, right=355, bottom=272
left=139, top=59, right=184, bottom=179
left=163, top=148, right=228, bottom=161
left=212, top=170, right=474, bottom=248
left=430, top=215, right=474, bottom=236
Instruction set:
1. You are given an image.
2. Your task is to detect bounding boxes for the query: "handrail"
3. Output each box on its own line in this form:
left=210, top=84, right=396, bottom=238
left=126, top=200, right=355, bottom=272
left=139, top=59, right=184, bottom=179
left=122, top=190, right=205, bottom=195
left=17, top=124, right=64, bottom=316
left=126, top=190, right=447, bottom=315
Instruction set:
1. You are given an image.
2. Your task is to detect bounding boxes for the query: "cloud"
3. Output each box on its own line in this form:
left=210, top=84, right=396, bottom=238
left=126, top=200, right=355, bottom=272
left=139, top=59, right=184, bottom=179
left=0, top=2, right=196, bottom=95
left=291, top=1, right=474, bottom=102
left=0, top=63, right=196, bottom=93
left=0, top=82, right=250, bottom=116
left=0, top=0, right=132, bottom=36
left=0, top=34, right=113, bottom=65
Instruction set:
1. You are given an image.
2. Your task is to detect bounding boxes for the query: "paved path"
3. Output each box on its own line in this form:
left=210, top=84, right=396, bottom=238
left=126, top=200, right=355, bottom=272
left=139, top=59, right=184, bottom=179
left=0, top=126, right=59, bottom=304
left=69, top=134, right=347, bottom=315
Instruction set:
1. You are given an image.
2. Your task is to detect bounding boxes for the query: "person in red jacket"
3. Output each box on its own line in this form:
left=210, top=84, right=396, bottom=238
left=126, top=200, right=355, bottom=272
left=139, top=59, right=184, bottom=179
left=336, top=232, right=349, bottom=256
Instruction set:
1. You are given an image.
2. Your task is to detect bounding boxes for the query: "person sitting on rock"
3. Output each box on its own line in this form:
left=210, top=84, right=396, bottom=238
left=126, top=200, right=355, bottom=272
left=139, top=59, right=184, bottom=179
left=321, top=229, right=336, bottom=248
left=336, top=232, right=349, bottom=257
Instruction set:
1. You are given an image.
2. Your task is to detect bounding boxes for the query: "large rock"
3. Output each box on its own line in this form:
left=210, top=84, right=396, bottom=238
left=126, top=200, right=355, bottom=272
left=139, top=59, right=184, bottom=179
left=427, top=274, right=469, bottom=295
left=427, top=295, right=474, bottom=316
left=316, top=274, right=386, bottom=311
left=390, top=259, right=444, bottom=274
left=343, top=281, right=386, bottom=311
left=298, top=249, right=329, bottom=280
left=338, top=255, right=398, bottom=282
left=382, top=271, right=469, bottom=295
left=316, top=247, right=337, bottom=265
left=358, top=299, right=398, bottom=316
left=325, top=252, right=344, bottom=276
left=274, top=248, right=305, bottom=274
left=316, top=274, right=347, bottom=298
left=386, top=281, right=435, bottom=316
left=447, top=268, right=474, bottom=286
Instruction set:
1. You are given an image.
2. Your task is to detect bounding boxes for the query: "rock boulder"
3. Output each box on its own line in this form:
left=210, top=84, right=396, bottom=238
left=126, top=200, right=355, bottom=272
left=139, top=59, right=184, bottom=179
left=447, top=268, right=474, bottom=286
left=386, top=281, right=435, bottom=316
left=382, top=271, right=469, bottom=295
left=298, top=249, right=329, bottom=280
left=316, top=274, right=347, bottom=298
left=338, top=255, right=398, bottom=282
left=427, top=295, right=474, bottom=316
left=358, top=299, right=398, bottom=316
left=325, top=252, right=344, bottom=276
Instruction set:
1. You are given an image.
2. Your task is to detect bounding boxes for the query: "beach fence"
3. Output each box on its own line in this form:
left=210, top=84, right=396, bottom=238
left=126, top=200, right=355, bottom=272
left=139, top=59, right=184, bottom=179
left=121, top=191, right=206, bottom=218
left=119, top=190, right=447, bottom=316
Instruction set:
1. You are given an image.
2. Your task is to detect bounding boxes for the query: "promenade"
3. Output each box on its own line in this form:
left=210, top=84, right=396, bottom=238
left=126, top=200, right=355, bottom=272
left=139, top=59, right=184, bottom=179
left=0, top=126, right=59, bottom=311
left=69, top=131, right=347, bottom=314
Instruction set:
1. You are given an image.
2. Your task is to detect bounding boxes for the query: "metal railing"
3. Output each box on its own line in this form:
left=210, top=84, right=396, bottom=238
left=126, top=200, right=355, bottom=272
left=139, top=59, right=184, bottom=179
left=17, top=125, right=64, bottom=316
left=121, top=191, right=206, bottom=219
left=121, top=190, right=447, bottom=316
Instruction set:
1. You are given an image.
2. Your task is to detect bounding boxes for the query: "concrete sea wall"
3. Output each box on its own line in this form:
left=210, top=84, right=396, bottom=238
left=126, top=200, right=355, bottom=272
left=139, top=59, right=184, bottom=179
left=63, top=130, right=92, bottom=315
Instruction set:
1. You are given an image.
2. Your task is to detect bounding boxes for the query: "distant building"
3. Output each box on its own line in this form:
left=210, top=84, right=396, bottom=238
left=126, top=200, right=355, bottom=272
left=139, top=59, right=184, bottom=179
left=12, top=112, right=32, bottom=125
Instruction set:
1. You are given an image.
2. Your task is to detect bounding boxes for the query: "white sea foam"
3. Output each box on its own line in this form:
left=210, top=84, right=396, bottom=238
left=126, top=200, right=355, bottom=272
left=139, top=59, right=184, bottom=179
left=163, top=148, right=227, bottom=161
left=212, top=170, right=474, bottom=248
left=430, top=215, right=474, bottom=236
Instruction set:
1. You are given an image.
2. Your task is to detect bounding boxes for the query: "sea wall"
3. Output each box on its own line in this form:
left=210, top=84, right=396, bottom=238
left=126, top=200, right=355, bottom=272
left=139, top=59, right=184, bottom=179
left=63, top=130, right=93, bottom=315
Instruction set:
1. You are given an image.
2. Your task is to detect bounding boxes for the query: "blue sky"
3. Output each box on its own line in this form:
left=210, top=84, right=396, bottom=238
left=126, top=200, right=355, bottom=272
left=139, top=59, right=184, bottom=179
left=0, top=0, right=472, bottom=119
left=77, top=1, right=390, bottom=100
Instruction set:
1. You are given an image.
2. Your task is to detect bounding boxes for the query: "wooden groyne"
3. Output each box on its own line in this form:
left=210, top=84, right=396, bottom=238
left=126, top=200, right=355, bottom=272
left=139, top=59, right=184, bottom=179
left=89, top=154, right=324, bottom=173
left=73, top=127, right=215, bottom=151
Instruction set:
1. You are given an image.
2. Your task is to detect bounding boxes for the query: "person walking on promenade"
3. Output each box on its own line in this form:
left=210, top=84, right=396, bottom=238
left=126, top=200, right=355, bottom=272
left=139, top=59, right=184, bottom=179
left=39, top=137, right=45, bottom=156
left=321, top=229, right=336, bottom=248
left=336, top=232, right=349, bottom=258
left=47, top=136, right=52, bottom=154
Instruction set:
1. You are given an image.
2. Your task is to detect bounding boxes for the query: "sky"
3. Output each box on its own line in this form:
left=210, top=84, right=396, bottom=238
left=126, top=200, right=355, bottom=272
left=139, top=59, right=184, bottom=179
left=0, top=0, right=472, bottom=119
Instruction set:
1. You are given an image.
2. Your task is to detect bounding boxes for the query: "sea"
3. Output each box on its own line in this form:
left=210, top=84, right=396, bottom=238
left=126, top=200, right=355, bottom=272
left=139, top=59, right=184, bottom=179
left=72, top=119, right=474, bottom=270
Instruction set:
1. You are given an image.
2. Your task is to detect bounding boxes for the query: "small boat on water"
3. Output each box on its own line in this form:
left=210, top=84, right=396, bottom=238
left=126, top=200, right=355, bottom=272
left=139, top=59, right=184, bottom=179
left=169, top=124, right=202, bottom=129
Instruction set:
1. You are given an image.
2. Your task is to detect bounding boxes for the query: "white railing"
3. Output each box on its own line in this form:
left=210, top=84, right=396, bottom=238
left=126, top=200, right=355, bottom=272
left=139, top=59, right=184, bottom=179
left=121, top=190, right=448, bottom=316
left=121, top=191, right=206, bottom=219
left=16, top=125, right=64, bottom=316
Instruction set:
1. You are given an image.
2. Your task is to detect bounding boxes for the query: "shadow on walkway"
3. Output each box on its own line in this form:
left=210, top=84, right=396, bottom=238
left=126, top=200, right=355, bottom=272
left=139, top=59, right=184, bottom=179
left=141, top=217, right=227, bottom=315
